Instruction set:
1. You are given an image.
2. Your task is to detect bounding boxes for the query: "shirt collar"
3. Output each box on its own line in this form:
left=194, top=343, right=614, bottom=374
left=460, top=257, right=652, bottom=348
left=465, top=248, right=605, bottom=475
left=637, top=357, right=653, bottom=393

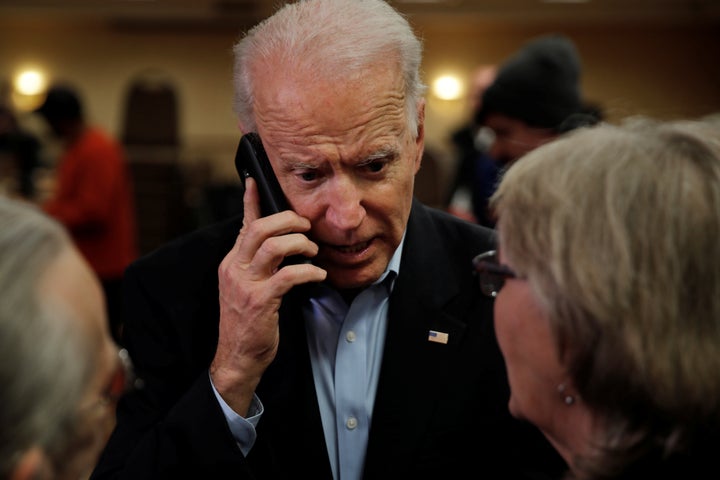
left=373, top=231, right=404, bottom=292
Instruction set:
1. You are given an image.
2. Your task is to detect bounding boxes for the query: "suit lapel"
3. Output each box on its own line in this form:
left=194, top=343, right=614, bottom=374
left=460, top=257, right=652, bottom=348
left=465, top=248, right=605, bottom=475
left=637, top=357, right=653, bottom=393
left=364, top=202, right=472, bottom=475
left=253, top=201, right=492, bottom=478
left=253, top=289, right=333, bottom=479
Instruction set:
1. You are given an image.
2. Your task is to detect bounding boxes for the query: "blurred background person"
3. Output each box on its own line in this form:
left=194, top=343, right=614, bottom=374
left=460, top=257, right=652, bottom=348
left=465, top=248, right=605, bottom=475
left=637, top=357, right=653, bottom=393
left=475, top=118, right=720, bottom=478
left=0, top=196, right=132, bottom=480
left=34, top=84, right=138, bottom=345
left=0, top=104, right=41, bottom=200
left=445, top=64, right=501, bottom=227
left=475, top=34, right=602, bottom=171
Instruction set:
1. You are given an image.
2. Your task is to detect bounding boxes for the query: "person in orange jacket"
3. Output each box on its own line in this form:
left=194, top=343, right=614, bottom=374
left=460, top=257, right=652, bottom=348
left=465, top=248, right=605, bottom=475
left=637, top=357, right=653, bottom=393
left=35, top=84, right=137, bottom=345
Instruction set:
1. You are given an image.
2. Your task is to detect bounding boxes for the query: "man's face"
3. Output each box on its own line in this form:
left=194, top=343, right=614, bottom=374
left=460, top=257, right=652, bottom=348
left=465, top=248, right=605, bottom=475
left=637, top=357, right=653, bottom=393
left=251, top=60, right=424, bottom=290
left=483, top=113, right=557, bottom=167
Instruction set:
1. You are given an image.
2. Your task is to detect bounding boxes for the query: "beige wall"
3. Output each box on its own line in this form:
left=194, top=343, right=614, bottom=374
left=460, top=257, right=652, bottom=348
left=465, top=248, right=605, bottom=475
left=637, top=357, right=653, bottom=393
left=2, top=16, right=719, bottom=188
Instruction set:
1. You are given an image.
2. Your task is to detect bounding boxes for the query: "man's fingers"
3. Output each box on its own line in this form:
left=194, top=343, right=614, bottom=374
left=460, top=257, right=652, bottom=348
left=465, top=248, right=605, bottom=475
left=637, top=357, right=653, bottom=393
left=243, top=176, right=261, bottom=224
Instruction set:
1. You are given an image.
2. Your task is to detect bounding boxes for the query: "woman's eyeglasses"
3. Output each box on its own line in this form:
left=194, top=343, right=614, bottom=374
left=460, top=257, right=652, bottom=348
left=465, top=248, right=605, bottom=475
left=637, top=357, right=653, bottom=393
left=98, top=348, right=140, bottom=408
left=74, top=347, right=142, bottom=426
left=102, top=348, right=140, bottom=404
left=472, top=250, right=518, bottom=298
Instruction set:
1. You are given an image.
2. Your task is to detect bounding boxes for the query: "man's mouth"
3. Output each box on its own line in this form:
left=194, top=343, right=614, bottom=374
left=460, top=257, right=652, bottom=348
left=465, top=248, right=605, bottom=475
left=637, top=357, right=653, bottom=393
left=333, top=240, right=370, bottom=254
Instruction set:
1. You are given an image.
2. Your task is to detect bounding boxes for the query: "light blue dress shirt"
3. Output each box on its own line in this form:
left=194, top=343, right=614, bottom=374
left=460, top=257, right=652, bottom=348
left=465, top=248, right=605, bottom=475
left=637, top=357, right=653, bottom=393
left=212, top=237, right=404, bottom=480
left=303, top=240, right=401, bottom=480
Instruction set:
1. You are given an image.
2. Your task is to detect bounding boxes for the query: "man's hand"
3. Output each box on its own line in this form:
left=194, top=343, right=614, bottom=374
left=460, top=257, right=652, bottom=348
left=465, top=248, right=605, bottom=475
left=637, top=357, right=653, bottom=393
left=210, top=177, right=326, bottom=416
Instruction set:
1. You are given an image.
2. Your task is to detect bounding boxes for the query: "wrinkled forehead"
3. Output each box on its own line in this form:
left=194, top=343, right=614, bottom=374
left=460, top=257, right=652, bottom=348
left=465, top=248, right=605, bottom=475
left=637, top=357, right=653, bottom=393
left=254, top=49, right=404, bottom=100
left=253, top=57, right=407, bottom=137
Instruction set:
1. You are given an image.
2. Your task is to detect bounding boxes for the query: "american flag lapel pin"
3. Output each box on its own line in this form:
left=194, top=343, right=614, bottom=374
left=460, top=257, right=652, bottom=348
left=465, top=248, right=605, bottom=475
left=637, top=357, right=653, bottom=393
left=428, top=330, right=449, bottom=344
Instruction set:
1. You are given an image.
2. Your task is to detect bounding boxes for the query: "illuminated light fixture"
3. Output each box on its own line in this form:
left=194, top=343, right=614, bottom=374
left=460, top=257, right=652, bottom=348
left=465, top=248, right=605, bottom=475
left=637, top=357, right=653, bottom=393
left=432, top=74, right=463, bottom=100
left=12, top=68, right=48, bottom=112
left=15, top=70, right=46, bottom=95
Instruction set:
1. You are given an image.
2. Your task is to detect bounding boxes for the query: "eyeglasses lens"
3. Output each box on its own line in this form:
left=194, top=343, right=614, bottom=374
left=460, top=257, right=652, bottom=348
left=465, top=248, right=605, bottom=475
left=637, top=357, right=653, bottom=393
left=473, top=250, right=515, bottom=298
left=103, top=348, right=137, bottom=405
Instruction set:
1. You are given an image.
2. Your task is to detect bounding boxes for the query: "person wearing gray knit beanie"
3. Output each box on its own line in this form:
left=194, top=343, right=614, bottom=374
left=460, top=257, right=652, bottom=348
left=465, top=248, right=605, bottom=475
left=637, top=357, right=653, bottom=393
left=475, top=34, right=602, bottom=168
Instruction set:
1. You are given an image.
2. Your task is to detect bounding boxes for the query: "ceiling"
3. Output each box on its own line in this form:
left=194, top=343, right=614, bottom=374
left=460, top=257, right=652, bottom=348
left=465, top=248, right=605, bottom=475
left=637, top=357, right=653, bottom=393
left=1, top=0, right=718, bottom=30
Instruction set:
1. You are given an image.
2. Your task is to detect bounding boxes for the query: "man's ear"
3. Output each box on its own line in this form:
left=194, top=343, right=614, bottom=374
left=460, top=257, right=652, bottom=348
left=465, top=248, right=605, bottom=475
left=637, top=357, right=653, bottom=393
left=416, top=99, right=426, bottom=144
left=10, top=447, right=51, bottom=480
left=413, top=100, right=426, bottom=174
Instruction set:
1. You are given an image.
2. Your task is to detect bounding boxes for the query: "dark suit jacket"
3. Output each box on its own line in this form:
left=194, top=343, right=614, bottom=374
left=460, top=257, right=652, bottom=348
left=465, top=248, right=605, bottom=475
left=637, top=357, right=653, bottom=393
left=91, top=200, right=566, bottom=479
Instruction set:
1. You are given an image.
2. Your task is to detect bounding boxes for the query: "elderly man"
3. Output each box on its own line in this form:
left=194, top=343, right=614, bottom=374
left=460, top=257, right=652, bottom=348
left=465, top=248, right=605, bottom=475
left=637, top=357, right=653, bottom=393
left=91, top=1, right=564, bottom=479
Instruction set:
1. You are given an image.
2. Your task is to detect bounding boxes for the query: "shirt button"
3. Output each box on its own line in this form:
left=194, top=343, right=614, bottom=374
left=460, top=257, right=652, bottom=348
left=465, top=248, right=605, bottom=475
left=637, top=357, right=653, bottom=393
left=346, top=330, right=356, bottom=342
left=346, top=416, right=358, bottom=429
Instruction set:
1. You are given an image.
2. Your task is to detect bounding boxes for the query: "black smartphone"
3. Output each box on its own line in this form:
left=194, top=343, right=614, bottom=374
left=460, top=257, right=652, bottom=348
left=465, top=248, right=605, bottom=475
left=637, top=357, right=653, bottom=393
left=234, top=132, right=311, bottom=265
left=235, top=132, right=292, bottom=217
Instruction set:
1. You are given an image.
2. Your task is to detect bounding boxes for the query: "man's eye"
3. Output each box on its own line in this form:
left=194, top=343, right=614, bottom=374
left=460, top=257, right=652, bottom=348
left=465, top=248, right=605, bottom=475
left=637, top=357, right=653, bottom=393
left=300, top=171, right=318, bottom=182
left=365, top=161, right=386, bottom=173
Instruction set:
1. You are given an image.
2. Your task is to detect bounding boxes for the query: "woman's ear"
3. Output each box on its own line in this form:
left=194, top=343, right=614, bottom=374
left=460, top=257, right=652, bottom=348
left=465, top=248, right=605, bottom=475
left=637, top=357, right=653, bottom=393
left=10, top=447, right=51, bottom=480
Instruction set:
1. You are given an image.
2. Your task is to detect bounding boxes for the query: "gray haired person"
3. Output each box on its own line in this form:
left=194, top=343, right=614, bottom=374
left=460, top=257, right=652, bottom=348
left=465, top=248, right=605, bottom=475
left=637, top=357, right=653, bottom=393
left=477, top=118, right=720, bottom=479
left=0, top=197, right=127, bottom=480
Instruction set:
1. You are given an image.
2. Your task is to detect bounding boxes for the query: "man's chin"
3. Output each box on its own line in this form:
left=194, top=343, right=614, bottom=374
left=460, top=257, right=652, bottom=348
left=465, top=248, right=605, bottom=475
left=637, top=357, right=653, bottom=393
left=324, top=265, right=383, bottom=291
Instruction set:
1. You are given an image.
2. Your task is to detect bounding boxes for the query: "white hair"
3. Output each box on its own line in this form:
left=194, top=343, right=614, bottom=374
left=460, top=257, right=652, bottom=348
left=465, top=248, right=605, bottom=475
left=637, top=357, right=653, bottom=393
left=232, top=0, right=426, bottom=136
left=0, top=198, right=93, bottom=476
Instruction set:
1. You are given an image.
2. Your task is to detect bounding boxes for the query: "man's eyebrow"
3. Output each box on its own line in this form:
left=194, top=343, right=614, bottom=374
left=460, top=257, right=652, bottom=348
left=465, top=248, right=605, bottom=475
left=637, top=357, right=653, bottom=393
left=278, top=144, right=399, bottom=169
left=287, top=161, right=317, bottom=169
left=277, top=161, right=318, bottom=175
left=366, top=145, right=398, bottom=160
left=275, top=151, right=318, bottom=170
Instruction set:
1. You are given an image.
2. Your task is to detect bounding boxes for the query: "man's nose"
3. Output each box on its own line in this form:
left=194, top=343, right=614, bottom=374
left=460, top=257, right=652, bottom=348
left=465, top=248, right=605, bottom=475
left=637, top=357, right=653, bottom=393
left=324, top=177, right=366, bottom=230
